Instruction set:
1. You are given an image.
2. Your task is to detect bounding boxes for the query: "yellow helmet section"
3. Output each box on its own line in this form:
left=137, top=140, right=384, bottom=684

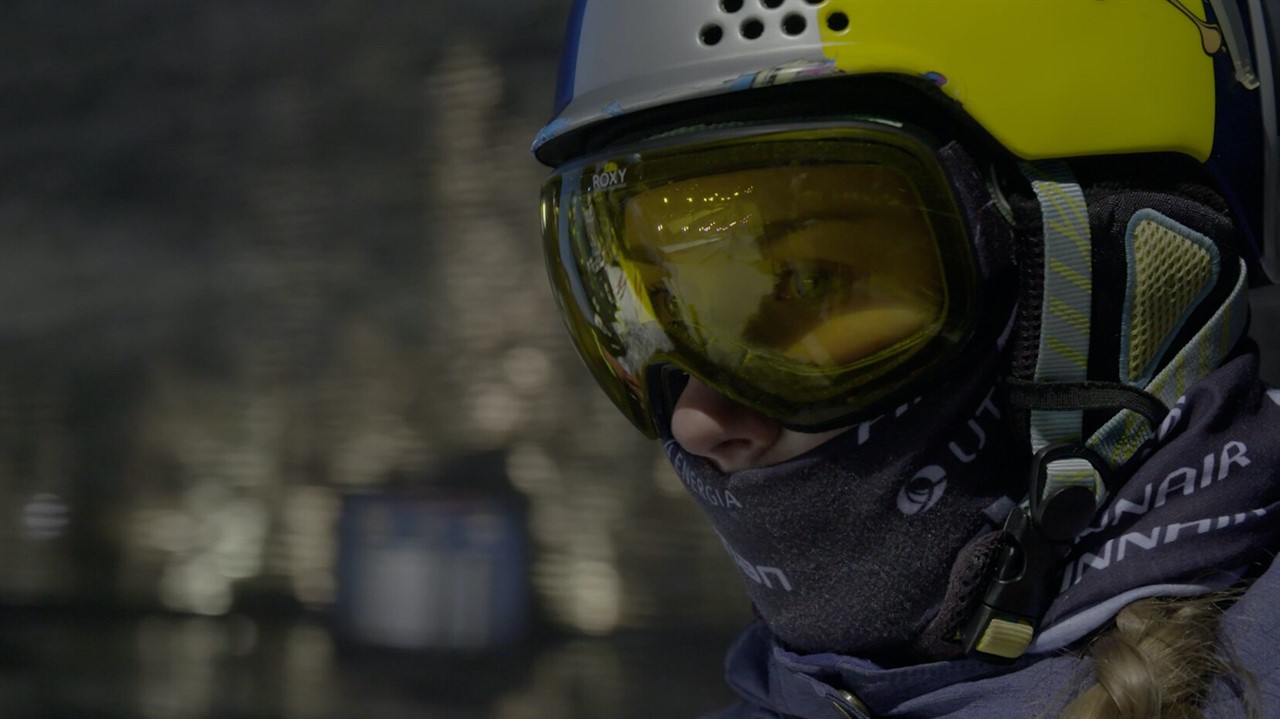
left=818, top=0, right=1217, bottom=162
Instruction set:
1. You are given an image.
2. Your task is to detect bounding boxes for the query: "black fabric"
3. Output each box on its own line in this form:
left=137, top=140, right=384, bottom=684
left=911, top=528, right=1005, bottom=660
left=1005, top=187, right=1045, bottom=385
left=1004, top=193, right=1045, bottom=451
left=937, top=142, right=1015, bottom=285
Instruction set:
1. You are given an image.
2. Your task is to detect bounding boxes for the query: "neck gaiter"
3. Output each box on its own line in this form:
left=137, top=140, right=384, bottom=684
left=660, top=349, right=1025, bottom=661
left=1033, top=350, right=1280, bottom=651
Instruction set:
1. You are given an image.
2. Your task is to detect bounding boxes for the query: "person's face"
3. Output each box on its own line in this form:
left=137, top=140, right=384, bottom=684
left=670, top=377, right=850, bottom=473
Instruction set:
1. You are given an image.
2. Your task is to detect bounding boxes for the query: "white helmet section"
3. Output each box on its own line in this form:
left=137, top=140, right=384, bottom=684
left=534, top=0, right=836, bottom=153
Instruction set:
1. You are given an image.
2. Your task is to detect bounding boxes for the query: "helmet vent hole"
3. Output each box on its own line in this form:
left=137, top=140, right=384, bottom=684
left=804, top=0, right=826, bottom=4
left=781, top=12, right=806, bottom=35
left=761, top=0, right=784, bottom=9
left=741, top=17, right=765, bottom=39
left=721, top=0, right=744, bottom=13
left=700, top=23, right=725, bottom=46
left=826, top=11, right=850, bottom=32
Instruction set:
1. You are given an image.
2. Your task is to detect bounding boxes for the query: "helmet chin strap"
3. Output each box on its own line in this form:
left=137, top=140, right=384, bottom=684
left=958, top=160, right=1252, bottom=662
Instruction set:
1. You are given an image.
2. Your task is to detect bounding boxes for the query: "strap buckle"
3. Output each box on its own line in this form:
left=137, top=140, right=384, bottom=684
left=960, top=442, right=1109, bottom=661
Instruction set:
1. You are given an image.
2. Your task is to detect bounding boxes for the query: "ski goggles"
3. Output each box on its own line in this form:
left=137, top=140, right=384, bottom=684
left=540, top=123, right=980, bottom=438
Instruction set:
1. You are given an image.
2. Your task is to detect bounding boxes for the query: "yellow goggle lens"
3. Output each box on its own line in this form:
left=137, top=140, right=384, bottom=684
left=622, top=163, right=946, bottom=371
left=541, top=124, right=977, bottom=437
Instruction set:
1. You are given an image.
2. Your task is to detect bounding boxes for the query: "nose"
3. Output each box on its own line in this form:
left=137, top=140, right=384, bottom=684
left=669, top=377, right=782, bottom=473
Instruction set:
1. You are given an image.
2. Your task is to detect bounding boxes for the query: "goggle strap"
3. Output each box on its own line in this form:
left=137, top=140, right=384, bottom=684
left=1020, top=161, right=1102, bottom=502
left=1002, top=378, right=1168, bottom=432
left=1022, top=162, right=1092, bottom=440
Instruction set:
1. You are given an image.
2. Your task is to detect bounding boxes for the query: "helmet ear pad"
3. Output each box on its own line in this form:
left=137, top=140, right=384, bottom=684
left=1000, top=153, right=1243, bottom=445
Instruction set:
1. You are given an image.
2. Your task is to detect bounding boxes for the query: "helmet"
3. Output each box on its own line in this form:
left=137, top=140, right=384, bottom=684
left=535, top=0, right=1278, bottom=282
left=534, top=0, right=1277, bottom=439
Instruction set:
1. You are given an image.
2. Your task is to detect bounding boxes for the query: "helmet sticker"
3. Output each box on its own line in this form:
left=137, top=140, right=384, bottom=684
left=728, top=58, right=840, bottom=92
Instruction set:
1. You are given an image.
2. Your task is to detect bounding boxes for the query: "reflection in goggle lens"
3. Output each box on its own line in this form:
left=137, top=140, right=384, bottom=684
left=542, top=126, right=977, bottom=436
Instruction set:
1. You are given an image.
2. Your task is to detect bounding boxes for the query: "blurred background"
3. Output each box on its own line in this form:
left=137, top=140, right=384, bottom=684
left=0, top=2, right=1278, bottom=718
left=0, top=1, right=752, bottom=717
